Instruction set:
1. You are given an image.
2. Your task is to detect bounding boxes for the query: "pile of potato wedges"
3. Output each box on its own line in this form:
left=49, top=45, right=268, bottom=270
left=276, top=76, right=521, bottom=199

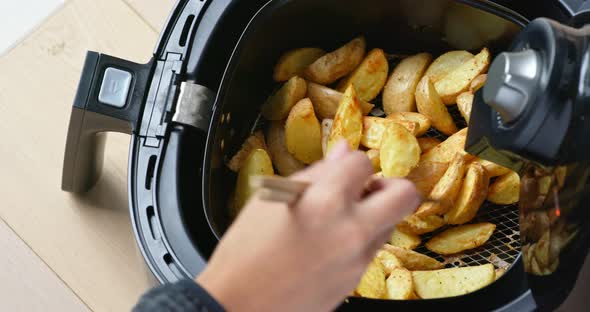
left=227, top=36, right=523, bottom=300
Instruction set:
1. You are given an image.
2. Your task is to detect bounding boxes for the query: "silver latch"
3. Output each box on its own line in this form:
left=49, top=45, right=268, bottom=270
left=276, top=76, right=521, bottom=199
left=173, top=81, right=215, bottom=131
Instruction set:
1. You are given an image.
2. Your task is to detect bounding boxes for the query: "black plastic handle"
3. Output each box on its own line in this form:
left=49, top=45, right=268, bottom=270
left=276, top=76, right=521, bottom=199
left=62, top=51, right=153, bottom=193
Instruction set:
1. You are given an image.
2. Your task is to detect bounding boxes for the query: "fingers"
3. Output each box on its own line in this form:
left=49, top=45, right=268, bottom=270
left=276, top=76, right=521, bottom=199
left=290, top=140, right=350, bottom=182
left=357, top=178, right=421, bottom=236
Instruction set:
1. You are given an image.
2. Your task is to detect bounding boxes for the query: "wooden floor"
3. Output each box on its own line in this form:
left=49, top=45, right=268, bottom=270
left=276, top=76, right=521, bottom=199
left=0, top=0, right=175, bottom=311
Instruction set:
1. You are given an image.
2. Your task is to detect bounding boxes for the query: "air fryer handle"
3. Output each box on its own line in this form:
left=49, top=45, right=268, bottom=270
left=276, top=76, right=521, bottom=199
left=62, top=51, right=153, bottom=193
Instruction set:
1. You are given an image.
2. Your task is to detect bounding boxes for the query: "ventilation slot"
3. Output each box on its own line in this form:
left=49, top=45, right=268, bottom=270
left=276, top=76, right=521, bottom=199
left=147, top=206, right=160, bottom=240
left=163, top=254, right=183, bottom=277
left=179, top=15, right=195, bottom=47
left=145, top=155, right=157, bottom=190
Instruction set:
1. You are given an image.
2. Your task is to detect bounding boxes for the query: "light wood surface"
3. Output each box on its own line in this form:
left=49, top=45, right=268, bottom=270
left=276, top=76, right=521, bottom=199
left=125, top=0, right=177, bottom=33
left=0, top=0, right=175, bottom=311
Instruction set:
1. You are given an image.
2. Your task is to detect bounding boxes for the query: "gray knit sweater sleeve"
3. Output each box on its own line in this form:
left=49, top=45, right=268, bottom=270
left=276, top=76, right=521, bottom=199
left=133, top=280, right=225, bottom=312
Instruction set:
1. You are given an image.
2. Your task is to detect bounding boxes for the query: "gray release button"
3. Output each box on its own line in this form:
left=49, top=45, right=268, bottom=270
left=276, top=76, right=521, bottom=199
left=98, top=67, right=132, bottom=108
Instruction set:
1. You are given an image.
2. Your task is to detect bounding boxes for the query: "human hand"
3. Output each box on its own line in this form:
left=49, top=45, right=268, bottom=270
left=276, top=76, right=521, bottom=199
left=196, top=141, right=421, bottom=312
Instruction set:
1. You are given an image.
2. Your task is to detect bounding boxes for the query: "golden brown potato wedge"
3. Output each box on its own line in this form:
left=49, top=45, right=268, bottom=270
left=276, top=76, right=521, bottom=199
left=228, top=130, right=267, bottom=172
left=273, top=48, right=326, bottom=82
left=470, top=74, right=487, bottom=92
left=389, top=229, right=421, bottom=250
left=307, top=82, right=374, bottom=119
left=327, top=85, right=363, bottom=151
left=337, top=48, right=389, bottom=101
left=321, top=119, right=333, bottom=156
left=387, top=112, right=431, bottom=136
left=487, top=171, right=520, bottom=205
left=456, top=92, right=474, bottom=123
left=383, top=53, right=433, bottom=114
left=424, top=50, right=474, bottom=83
left=425, top=223, right=496, bottom=255
left=412, top=264, right=495, bottom=299
left=380, top=123, right=421, bottom=177
left=407, top=161, right=449, bottom=196
left=304, top=36, right=366, bottom=85
left=355, top=258, right=386, bottom=299
left=361, top=117, right=418, bottom=149
left=476, top=158, right=511, bottom=177
left=416, top=154, right=468, bottom=217
left=285, top=98, right=323, bottom=164
left=415, top=76, right=458, bottom=136
left=261, top=76, right=307, bottom=120
left=376, top=250, right=403, bottom=275
left=233, top=149, right=274, bottom=216
left=434, top=48, right=491, bottom=105
left=366, top=149, right=381, bottom=172
left=397, top=214, right=445, bottom=235
left=445, top=162, right=490, bottom=224
left=386, top=268, right=414, bottom=300
left=382, top=244, right=443, bottom=270
left=417, top=137, right=442, bottom=154
left=266, top=121, right=305, bottom=176
left=420, top=128, right=471, bottom=163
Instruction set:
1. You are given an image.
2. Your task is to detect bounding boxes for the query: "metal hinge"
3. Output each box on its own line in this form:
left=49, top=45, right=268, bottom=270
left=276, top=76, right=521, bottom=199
left=172, top=81, right=215, bottom=131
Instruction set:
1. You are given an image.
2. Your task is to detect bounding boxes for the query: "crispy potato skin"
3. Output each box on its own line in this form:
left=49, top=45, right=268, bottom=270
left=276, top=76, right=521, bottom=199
left=382, top=244, right=443, bottom=270
left=389, top=229, right=421, bottom=250
left=425, top=223, right=496, bottom=255
left=380, top=123, right=421, bottom=177
left=337, top=48, right=389, bottom=101
left=424, top=50, right=474, bottom=82
left=470, top=74, right=487, bottom=93
left=387, top=112, right=431, bottom=136
left=415, top=76, right=458, bottom=136
left=434, top=48, right=490, bottom=105
left=476, top=158, right=511, bottom=177
left=376, top=250, right=403, bottom=275
left=456, top=92, right=474, bottom=123
left=266, top=121, right=305, bottom=176
left=304, top=37, right=366, bottom=84
left=386, top=268, right=414, bottom=300
left=227, top=131, right=267, bottom=172
left=233, top=149, right=274, bottom=217
left=285, top=98, right=323, bottom=164
left=397, top=214, right=445, bottom=235
left=355, top=258, right=386, bottom=299
left=366, top=149, right=381, bottom=172
left=383, top=53, right=433, bottom=114
left=307, top=82, right=374, bottom=119
left=420, top=128, right=471, bottom=163
left=412, top=264, right=495, bottom=299
left=261, top=76, right=307, bottom=120
left=417, top=137, right=441, bottom=154
left=328, top=86, right=364, bottom=151
left=407, top=161, right=449, bottom=196
left=445, top=162, right=490, bottom=225
left=321, top=119, right=333, bottom=156
left=273, top=48, right=326, bottom=82
left=487, top=171, right=520, bottom=205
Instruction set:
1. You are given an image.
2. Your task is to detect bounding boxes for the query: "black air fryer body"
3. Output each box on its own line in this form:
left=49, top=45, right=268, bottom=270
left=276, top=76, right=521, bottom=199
left=61, top=0, right=590, bottom=311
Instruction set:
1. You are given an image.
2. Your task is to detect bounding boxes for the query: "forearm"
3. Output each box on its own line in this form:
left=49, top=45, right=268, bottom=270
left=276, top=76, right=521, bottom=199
left=133, top=279, right=225, bottom=312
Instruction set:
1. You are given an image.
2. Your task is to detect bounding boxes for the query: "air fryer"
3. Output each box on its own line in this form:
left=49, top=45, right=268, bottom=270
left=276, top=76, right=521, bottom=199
left=61, top=0, right=590, bottom=311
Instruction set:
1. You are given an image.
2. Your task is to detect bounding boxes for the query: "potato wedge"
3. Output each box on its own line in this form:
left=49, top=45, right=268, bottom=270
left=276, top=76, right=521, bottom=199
left=366, top=149, right=381, bottom=172
left=261, top=76, right=307, bottom=120
left=304, top=36, right=366, bottom=85
left=387, top=112, right=431, bottom=136
left=389, top=229, right=421, bottom=250
left=383, top=244, right=443, bottom=270
left=425, top=223, right=496, bottom=255
left=407, top=161, right=449, bottom=196
left=476, top=158, right=511, bottom=177
left=376, top=250, right=403, bottom=275
left=487, top=171, right=520, bottom=205
left=233, top=149, right=274, bottom=216
left=417, top=137, right=441, bottom=154
left=355, top=258, right=386, bottom=299
left=456, top=92, right=474, bottom=123
left=383, top=53, right=433, bottom=114
left=416, top=154, right=468, bottom=217
left=412, top=264, right=495, bottom=299
left=397, top=214, right=445, bottom=235
left=266, top=121, right=305, bottom=176
left=307, top=82, right=374, bottom=119
left=420, top=128, right=471, bottom=163
left=327, top=85, right=363, bottom=151
left=424, top=50, right=474, bottom=82
left=321, top=119, right=333, bottom=156
left=273, top=48, right=326, bottom=82
left=434, top=48, right=491, bottom=105
left=361, top=117, right=418, bottom=149
left=386, top=268, right=414, bottom=300
left=380, top=123, right=421, bottom=177
left=228, top=130, right=267, bottom=172
left=415, top=76, right=458, bottom=135
left=337, top=48, right=389, bottom=101
left=285, top=98, right=323, bottom=164
left=470, top=74, right=487, bottom=92
left=445, top=162, right=490, bottom=224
